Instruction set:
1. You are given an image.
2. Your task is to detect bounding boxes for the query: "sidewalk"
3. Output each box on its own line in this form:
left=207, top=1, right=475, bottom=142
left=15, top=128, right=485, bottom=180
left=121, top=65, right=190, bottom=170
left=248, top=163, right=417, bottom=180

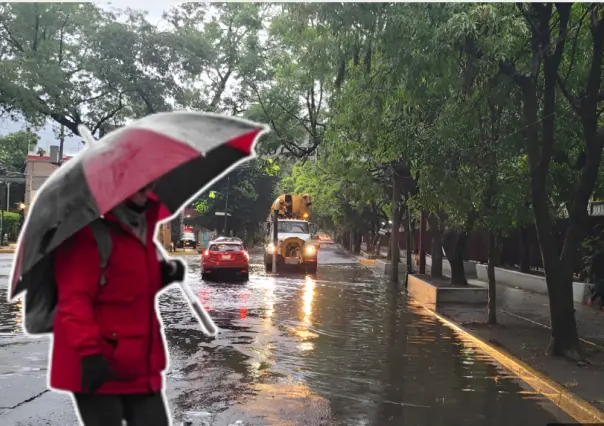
left=0, top=243, right=17, bottom=254
left=437, top=279, right=604, bottom=412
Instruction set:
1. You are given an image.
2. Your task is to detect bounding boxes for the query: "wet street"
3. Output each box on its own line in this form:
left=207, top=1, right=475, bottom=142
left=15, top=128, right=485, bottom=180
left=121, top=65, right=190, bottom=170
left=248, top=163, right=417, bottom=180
left=0, top=246, right=574, bottom=425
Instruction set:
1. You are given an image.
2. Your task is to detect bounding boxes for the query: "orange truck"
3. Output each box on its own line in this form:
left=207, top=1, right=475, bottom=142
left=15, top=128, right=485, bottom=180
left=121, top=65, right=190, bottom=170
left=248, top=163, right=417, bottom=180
left=264, top=194, right=319, bottom=274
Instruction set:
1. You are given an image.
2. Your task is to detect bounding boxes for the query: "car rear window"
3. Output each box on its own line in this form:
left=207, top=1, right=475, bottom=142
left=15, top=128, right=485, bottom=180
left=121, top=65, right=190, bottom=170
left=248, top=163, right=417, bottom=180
left=209, top=244, right=243, bottom=252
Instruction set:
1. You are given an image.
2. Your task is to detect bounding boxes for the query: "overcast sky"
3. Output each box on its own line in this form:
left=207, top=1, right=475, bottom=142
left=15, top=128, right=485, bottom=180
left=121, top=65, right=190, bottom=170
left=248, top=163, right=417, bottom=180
left=0, top=1, right=180, bottom=155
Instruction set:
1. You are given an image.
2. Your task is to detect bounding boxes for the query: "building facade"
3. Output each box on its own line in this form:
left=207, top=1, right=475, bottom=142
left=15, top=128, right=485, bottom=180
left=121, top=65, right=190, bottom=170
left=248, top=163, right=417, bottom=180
left=24, top=154, right=71, bottom=210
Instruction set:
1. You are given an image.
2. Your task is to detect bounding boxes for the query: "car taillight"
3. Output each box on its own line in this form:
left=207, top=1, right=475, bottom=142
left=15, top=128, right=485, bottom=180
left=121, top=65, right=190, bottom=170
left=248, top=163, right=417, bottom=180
left=203, top=250, right=209, bottom=257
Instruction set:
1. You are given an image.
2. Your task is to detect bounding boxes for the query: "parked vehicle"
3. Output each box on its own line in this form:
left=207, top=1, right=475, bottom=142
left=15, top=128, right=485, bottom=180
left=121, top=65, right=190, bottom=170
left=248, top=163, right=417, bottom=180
left=201, top=240, right=249, bottom=281
left=317, top=234, right=334, bottom=244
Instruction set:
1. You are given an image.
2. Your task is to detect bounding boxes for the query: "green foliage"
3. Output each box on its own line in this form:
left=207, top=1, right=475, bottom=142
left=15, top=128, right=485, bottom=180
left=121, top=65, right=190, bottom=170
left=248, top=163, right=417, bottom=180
left=191, top=159, right=280, bottom=233
left=0, top=130, right=38, bottom=172
left=1, top=211, right=21, bottom=240
left=0, top=3, right=180, bottom=136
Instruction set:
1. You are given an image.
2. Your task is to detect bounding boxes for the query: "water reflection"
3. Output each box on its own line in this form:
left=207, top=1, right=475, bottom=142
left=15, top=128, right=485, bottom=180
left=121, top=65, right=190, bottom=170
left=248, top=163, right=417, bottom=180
left=301, top=275, right=315, bottom=325
left=0, top=288, right=22, bottom=338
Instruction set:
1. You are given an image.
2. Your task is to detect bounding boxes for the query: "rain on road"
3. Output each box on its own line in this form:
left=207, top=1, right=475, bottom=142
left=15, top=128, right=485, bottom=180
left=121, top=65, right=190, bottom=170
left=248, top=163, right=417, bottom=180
left=0, top=246, right=574, bottom=425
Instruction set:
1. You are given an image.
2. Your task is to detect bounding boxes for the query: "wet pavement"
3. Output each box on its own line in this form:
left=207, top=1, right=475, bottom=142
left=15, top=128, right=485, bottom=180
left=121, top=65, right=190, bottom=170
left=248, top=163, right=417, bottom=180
left=0, top=246, right=575, bottom=425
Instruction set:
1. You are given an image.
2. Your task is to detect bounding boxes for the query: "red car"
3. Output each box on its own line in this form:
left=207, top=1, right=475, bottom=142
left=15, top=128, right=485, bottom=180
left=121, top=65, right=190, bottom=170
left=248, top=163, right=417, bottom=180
left=202, top=240, right=249, bottom=281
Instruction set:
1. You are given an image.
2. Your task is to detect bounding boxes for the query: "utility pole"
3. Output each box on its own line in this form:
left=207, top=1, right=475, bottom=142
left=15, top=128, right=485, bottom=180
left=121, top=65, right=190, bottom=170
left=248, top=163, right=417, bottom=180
left=6, top=182, right=10, bottom=211
left=0, top=182, right=5, bottom=246
left=223, top=176, right=230, bottom=234
left=58, top=125, right=65, bottom=166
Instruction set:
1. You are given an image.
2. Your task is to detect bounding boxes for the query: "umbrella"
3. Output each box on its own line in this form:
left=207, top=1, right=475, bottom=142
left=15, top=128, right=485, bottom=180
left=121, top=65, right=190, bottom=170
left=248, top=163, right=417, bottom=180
left=8, top=111, right=268, bottom=336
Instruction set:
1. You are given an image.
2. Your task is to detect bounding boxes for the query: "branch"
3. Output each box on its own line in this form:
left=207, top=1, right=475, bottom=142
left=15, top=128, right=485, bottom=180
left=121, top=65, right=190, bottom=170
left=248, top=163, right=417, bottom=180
left=91, top=95, right=125, bottom=135
left=248, top=82, right=307, bottom=156
left=562, top=5, right=593, bottom=84
left=210, top=66, right=233, bottom=109
left=135, top=87, right=156, bottom=114
left=0, top=20, right=24, bottom=52
left=273, top=98, right=313, bottom=135
left=32, top=4, right=40, bottom=51
left=556, top=73, right=582, bottom=115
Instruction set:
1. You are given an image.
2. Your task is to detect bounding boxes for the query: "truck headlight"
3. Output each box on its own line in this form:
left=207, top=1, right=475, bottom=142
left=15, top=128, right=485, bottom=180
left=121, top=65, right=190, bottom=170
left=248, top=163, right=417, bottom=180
left=267, top=244, right=275, bottom=254
left=305, top=245, right=316, bottom=255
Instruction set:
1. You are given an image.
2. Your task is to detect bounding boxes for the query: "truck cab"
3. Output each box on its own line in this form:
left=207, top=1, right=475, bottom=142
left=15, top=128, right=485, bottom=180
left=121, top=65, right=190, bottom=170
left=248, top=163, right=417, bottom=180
left=264, top=194, right=319, bottom=274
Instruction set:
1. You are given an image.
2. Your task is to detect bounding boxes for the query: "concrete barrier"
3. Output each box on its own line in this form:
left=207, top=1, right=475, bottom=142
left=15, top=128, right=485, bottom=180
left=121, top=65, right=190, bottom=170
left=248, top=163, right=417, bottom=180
left=475, top=264, right=591, bottom=304
left=407, top=274, right=487, bottom=306
left=424, top=255, right=478, bottom=278
left=375, top=259, right=408, bottom=277
left=361, top=250, right=384, bottom=259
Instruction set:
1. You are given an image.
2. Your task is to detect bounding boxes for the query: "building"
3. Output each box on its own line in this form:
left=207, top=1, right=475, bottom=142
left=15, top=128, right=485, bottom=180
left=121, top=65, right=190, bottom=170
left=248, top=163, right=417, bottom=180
left=157, top=223, right=172, bottom=250
left=24, top=154, right=71, bottom=210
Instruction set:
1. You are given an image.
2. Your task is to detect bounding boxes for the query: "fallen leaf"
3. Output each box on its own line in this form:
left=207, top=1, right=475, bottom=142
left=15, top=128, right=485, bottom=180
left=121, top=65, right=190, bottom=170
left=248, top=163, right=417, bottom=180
left=563, top=380, right=579, bottom=388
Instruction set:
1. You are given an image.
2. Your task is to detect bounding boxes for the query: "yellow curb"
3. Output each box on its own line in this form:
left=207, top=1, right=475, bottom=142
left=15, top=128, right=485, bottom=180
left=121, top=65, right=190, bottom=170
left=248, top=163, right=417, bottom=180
left=359, top=258, right=376, bottom=266
left=413, top=301, right=604, bottom=424
left=0, top=250, right=15, bottom=254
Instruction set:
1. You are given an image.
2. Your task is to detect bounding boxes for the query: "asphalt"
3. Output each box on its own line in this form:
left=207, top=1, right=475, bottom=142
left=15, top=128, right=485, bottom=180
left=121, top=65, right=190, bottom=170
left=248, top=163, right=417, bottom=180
left=0, top=246, right=576, bottom=425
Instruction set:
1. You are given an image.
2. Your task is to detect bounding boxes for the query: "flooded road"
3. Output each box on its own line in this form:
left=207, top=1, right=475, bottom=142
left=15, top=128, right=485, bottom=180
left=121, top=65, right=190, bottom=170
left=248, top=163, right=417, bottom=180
left=0, top=246, right=574, bottom=425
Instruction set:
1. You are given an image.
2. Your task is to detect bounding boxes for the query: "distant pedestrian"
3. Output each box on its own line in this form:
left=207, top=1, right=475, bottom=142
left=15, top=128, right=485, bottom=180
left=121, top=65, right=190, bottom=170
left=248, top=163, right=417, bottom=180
left=588, top=250, right=604, bottom=311
left=51, top=187, right=186, bottom=426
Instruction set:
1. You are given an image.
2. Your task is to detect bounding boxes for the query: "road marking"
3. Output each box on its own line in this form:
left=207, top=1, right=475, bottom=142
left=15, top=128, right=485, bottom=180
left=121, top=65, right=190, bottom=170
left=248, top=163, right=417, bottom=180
left=414, top=301, right=604, bottom=424
left=499, top=308, right=604, bottom=351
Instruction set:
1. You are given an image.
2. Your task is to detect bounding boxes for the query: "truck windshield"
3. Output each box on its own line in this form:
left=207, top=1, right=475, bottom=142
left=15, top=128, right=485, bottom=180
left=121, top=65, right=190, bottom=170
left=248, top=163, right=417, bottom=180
left=278, top=221, right=309, bottom=234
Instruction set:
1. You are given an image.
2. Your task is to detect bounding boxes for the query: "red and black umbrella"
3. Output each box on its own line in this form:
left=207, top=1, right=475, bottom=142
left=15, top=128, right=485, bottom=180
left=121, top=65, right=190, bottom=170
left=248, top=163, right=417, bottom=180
left=8, top=112, right=267, bottom=333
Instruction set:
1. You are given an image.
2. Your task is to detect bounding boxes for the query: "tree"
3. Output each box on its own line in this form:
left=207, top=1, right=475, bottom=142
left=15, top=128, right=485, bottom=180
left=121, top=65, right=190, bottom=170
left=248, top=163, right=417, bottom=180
left=164, top=3, right=267, bottom=115
left=0, top=3, right=179, bottom=136
left=192, top=159, right=280, bottom=244
left=0, top=130, right=38, bottom=172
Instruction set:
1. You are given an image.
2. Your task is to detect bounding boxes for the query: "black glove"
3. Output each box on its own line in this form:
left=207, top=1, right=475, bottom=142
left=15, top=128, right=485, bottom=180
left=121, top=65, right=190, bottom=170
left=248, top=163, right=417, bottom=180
left=160, top=259, right=186, bottom=287
left=81, top=354, right=112, bottom=394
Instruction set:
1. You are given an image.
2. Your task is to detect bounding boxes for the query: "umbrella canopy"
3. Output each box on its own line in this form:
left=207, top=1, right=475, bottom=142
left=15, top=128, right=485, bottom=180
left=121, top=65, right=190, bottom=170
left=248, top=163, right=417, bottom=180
left=9, top=112, right=267, bottom=300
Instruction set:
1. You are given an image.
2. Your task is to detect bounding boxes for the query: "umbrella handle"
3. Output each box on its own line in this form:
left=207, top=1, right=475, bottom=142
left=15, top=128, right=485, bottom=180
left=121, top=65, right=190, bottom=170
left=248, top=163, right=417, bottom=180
left=179, top=283, right=218, bottom=337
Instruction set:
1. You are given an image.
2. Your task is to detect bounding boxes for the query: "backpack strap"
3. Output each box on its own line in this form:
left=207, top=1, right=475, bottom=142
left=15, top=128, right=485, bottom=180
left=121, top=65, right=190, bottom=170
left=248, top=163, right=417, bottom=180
left=88, top=218, right=117, bottom=286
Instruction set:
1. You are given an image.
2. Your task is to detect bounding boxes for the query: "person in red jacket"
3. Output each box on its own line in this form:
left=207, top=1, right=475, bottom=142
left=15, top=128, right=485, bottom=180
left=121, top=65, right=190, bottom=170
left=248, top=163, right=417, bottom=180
left=50, top=187, right=185, bottom=426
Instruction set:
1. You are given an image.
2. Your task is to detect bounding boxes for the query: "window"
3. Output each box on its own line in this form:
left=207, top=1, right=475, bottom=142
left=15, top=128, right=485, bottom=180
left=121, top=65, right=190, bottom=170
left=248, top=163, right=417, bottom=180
left=277, top=221, right=309, bottom=234
left=209, top=244, right=243, bottom=252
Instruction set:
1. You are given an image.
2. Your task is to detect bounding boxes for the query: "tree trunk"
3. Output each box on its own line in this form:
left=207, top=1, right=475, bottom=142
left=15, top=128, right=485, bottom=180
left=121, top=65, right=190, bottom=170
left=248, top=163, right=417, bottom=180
left=386, top=235, right=392, bottom=261
left=354, top=231, right=362, bottom=254
left=443, top=230, right=468, bottom=286
left=428, top=213, right=443, bottom=279
left=452, top=231, right=469, bottom=286
left=519, top=226, right=531, bottom=273
left=487, top=231, right=499, bottom=324
left=529, top=4, right=580, bottom=359
left=373, top=234, right=382, bottom=255
left=391, top=176, right=401, bottom=284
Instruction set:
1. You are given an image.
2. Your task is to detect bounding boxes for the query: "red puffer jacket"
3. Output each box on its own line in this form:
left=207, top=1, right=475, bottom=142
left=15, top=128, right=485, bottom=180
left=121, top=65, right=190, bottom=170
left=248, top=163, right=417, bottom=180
left=50, top=198, right=172, bottom=394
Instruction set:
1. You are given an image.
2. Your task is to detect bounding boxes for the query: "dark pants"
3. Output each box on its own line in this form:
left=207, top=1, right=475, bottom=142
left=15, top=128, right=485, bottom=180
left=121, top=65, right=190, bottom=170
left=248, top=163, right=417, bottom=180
left=73, top=392, right=169, bottom=426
